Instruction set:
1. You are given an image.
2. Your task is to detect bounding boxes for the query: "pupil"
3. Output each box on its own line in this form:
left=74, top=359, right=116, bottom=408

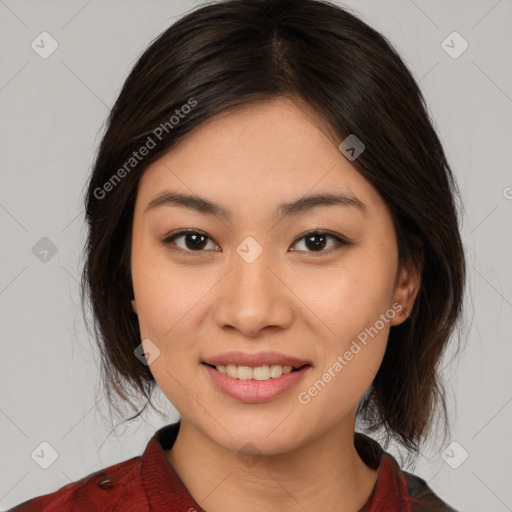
left=306, top=233, right=326, bottom=251
left=186, top=233, right=207, bottom=250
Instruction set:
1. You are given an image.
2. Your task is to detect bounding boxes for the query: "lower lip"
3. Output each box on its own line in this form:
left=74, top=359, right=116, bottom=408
left=202, top=363, right=311, bottom=403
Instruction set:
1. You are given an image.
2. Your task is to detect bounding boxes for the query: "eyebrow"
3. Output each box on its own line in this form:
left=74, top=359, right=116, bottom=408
left=145, top=190, right=367, bottom=221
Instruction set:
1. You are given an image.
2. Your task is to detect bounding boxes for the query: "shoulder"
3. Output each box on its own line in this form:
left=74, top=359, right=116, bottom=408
left=402, top=470, right=459, bottom=512
left=8, top=455, right=148, bottom=512
left=354, top=432, right=460, bottom=512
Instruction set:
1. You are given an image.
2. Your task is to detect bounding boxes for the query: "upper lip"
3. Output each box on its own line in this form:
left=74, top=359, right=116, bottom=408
left=202, top=351, right=311, bottom=368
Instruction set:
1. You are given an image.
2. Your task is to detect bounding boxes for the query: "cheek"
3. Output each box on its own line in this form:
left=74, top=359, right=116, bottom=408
left=131, top=246, right=217, bottom=395
left=131, top=237, right=201, bottom=336
left=293, top=248, right=397, bottom=340
left=131, top=254, right=210, bottom=409
left=293, top=248, right=397, bottom=402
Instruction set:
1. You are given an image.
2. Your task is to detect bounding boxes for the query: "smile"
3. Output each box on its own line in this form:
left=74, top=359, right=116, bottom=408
left=202, top=363, right=311, bottom=403
left=208, top=363, right=304, bottom=381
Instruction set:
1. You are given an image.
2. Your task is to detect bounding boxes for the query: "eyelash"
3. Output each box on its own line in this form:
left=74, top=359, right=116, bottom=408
left=161, top=229, right=350, bottom=257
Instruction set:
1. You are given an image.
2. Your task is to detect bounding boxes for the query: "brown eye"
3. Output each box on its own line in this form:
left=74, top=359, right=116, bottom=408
left=162, top=229, right=348, bottom=256
left=290, top=231, right=348, bottom=254
left=163, top=230, right=218, bottom=253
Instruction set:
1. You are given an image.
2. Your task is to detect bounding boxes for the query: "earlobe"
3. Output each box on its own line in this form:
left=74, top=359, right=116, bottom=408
left=131, top=299, right=138, bottom=314
left=391, top=264, right=421, bottom=326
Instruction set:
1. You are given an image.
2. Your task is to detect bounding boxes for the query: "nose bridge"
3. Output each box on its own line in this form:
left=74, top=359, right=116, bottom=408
left=230, top=240, right=278, bottom=307
left=235, top=236, right=271, bottom=284
left=213, top=239, right=293, bottom=335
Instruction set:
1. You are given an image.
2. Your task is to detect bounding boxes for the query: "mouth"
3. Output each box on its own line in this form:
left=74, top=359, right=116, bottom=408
left=202, top=362, right=309, bottom=381
left=201, top=361, right=312, bottom=403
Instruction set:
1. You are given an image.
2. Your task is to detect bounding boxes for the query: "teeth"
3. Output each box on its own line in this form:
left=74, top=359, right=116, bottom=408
left=215, top=364, right=296, bottom=380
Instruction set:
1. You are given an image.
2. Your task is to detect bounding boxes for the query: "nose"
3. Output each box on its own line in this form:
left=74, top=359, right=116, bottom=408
left=212, top=249, right=294, bottom=338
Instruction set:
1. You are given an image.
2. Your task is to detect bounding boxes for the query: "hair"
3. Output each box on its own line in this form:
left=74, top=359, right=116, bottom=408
left=80, top=0, right=467, bottom=463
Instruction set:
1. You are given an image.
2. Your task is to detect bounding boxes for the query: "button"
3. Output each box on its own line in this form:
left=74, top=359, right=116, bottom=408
left=98, top=478, right=114, bottom=489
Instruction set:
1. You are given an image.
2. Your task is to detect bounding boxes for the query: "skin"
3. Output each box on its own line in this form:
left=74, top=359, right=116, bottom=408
left=130, top=96, right=420, bottom=512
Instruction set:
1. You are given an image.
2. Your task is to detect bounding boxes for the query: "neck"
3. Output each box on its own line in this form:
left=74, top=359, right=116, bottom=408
left=166, top=415, right=379, bottom=512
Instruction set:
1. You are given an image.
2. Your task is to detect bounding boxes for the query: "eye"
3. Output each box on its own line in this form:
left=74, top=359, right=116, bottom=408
left=161, top=229, right=349, bottom=255
left=290, top=230, right=349, bottom=254
left=162, top=230, right=219, bottom=254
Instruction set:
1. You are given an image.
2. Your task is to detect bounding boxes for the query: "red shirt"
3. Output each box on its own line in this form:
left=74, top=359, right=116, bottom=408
left=9, top=421, right=457, bottom=511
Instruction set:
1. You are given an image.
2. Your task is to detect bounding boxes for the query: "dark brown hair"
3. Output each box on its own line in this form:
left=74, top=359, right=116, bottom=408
left=81, top=0, right=467, bottom=461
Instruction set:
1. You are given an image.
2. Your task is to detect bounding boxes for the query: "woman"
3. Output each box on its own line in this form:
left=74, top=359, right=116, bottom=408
left=10, top=0, right=466, bottom=510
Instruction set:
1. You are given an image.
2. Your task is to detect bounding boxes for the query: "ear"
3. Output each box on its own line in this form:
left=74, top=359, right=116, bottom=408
left=131, top=300, right=138, bottom=314
left=390, top=262, right=421, bottom=326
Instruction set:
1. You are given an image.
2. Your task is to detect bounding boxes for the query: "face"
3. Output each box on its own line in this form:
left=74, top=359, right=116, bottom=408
left=130, top=97, right=418, bottom=456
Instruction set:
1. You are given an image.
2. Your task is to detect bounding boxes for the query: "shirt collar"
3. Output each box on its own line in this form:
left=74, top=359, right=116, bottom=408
left=140, top=421, right=408, bottom=512
left=354, top=433, right=409, bottom=511
left=140, top=421, right=206, bottom=511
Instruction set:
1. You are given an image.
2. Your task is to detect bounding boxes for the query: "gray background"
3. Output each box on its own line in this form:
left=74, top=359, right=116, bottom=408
left=1, top=0, right=511, bottom=510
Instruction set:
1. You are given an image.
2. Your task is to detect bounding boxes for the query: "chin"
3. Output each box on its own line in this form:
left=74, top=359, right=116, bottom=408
left=198, top=414, right=310, bottom=457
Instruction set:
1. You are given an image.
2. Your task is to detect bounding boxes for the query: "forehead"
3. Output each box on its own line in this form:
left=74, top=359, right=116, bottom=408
left=135, top=97, right=386, bottom=220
